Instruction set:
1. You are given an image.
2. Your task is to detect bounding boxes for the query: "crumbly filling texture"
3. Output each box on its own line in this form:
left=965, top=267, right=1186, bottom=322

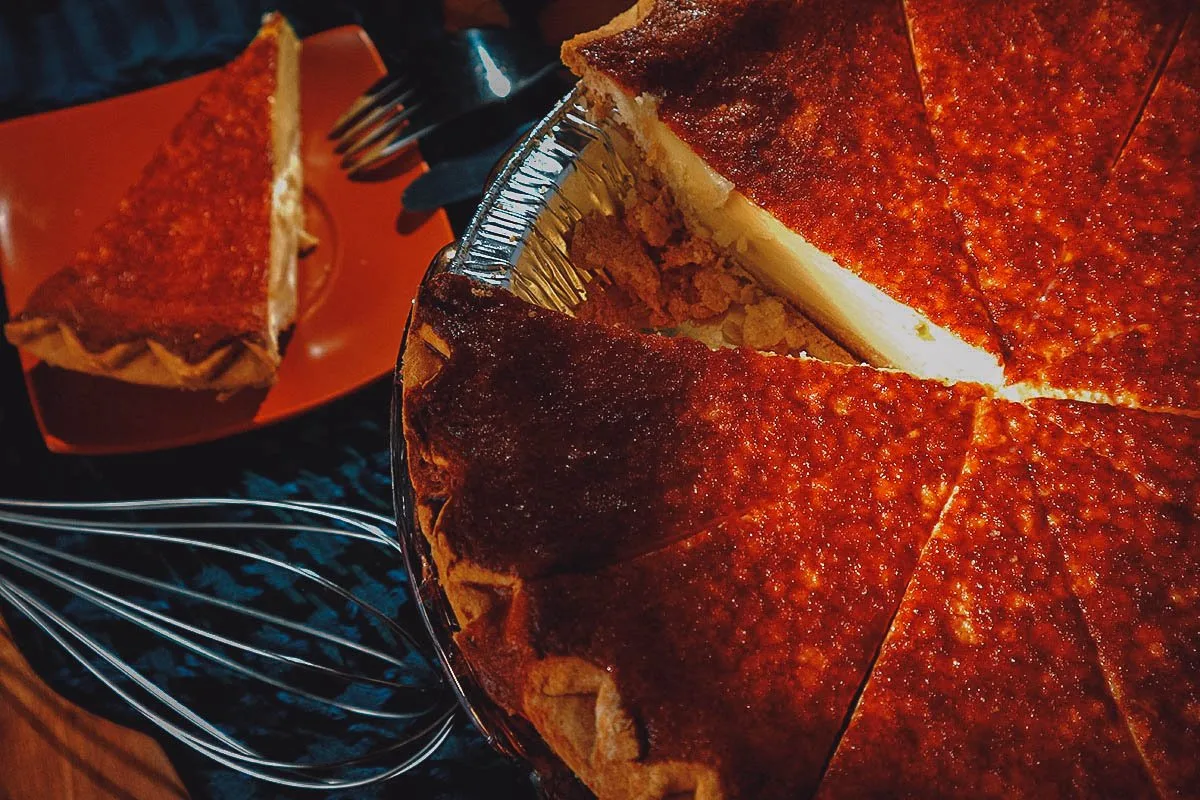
left=568, top=170, right=855, bottom=364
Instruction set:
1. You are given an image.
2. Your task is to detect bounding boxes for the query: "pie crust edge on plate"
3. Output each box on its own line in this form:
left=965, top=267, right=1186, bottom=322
left=4, top=317, right=284, bottom=390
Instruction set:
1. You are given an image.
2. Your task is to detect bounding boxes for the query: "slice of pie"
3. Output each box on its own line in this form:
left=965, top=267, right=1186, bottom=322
left=404, top=276, right=987, bottom=798
left=402, top=273, right=980, bottom=629
left=562, top=0, right=1005, bottom=386
left=465, top=498, right=952, bottom=799
left=1004, top=15, right=1199, bottom=413
left=1023, top=399, right=1200, bottom=796
left=4, top=13, right=303, bottom=390
left=818, top=400, right=1159, bottom=798
left=903, top=0, right=1191, bottom=411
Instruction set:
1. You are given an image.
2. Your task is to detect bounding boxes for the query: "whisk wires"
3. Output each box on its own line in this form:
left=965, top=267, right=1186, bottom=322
left=0, top=497, right=459, bottom=790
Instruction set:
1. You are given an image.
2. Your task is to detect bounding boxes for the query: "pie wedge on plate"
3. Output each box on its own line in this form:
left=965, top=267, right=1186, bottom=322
left=4, top=13, right=303, bottom=390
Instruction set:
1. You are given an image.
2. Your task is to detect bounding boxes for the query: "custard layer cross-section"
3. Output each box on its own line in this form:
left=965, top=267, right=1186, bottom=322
left=564, top=0, right=1003, bottom=384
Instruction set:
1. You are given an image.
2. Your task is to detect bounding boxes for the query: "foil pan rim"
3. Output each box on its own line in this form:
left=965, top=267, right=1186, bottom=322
left=390, top=84, right=604, bottom=794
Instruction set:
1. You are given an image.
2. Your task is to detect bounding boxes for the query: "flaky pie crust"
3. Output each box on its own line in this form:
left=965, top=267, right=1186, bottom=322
left=403, top=313, right=724, bottom=800
left=5, top=317, right=281, bottom=390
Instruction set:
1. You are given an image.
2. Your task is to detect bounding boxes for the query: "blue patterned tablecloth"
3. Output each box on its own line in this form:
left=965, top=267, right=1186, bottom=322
left=0, top=2, right=537, bottom=797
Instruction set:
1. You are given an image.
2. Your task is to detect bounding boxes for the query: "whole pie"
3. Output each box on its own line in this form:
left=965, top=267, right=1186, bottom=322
left=402, top=0, right=1199, bottom=797
left=3, top=13, right=303, bottom=390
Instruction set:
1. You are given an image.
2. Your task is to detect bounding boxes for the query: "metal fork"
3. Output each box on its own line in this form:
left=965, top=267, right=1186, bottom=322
left=330, top=28, right=557, bottom=178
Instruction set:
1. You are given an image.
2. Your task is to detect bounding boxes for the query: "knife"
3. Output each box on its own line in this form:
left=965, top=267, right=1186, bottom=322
left=403, top=123, right=534, bottom=212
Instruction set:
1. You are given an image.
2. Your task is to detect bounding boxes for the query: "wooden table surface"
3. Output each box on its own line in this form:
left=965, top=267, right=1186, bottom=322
left=0, top=614, right=186, bottom=799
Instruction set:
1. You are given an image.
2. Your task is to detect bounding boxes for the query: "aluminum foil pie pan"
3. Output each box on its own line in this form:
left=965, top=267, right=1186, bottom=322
left=389, top=86, right=631, bottom=796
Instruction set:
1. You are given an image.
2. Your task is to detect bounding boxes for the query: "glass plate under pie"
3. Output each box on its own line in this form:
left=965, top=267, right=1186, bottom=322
left=0, top=25, right=452, bottom=454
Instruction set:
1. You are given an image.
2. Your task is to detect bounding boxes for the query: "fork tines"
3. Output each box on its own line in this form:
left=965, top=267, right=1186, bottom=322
left=329, top=74, right=410, bottom=140
left=330, top=74, right=435, bottom=176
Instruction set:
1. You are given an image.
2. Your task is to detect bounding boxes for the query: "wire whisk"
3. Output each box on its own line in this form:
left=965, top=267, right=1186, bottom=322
left=0, top=497, right=458, bottom=791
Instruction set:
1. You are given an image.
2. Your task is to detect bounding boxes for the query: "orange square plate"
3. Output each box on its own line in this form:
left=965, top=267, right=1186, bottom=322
left=0, top=25, right=452, bottom=454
